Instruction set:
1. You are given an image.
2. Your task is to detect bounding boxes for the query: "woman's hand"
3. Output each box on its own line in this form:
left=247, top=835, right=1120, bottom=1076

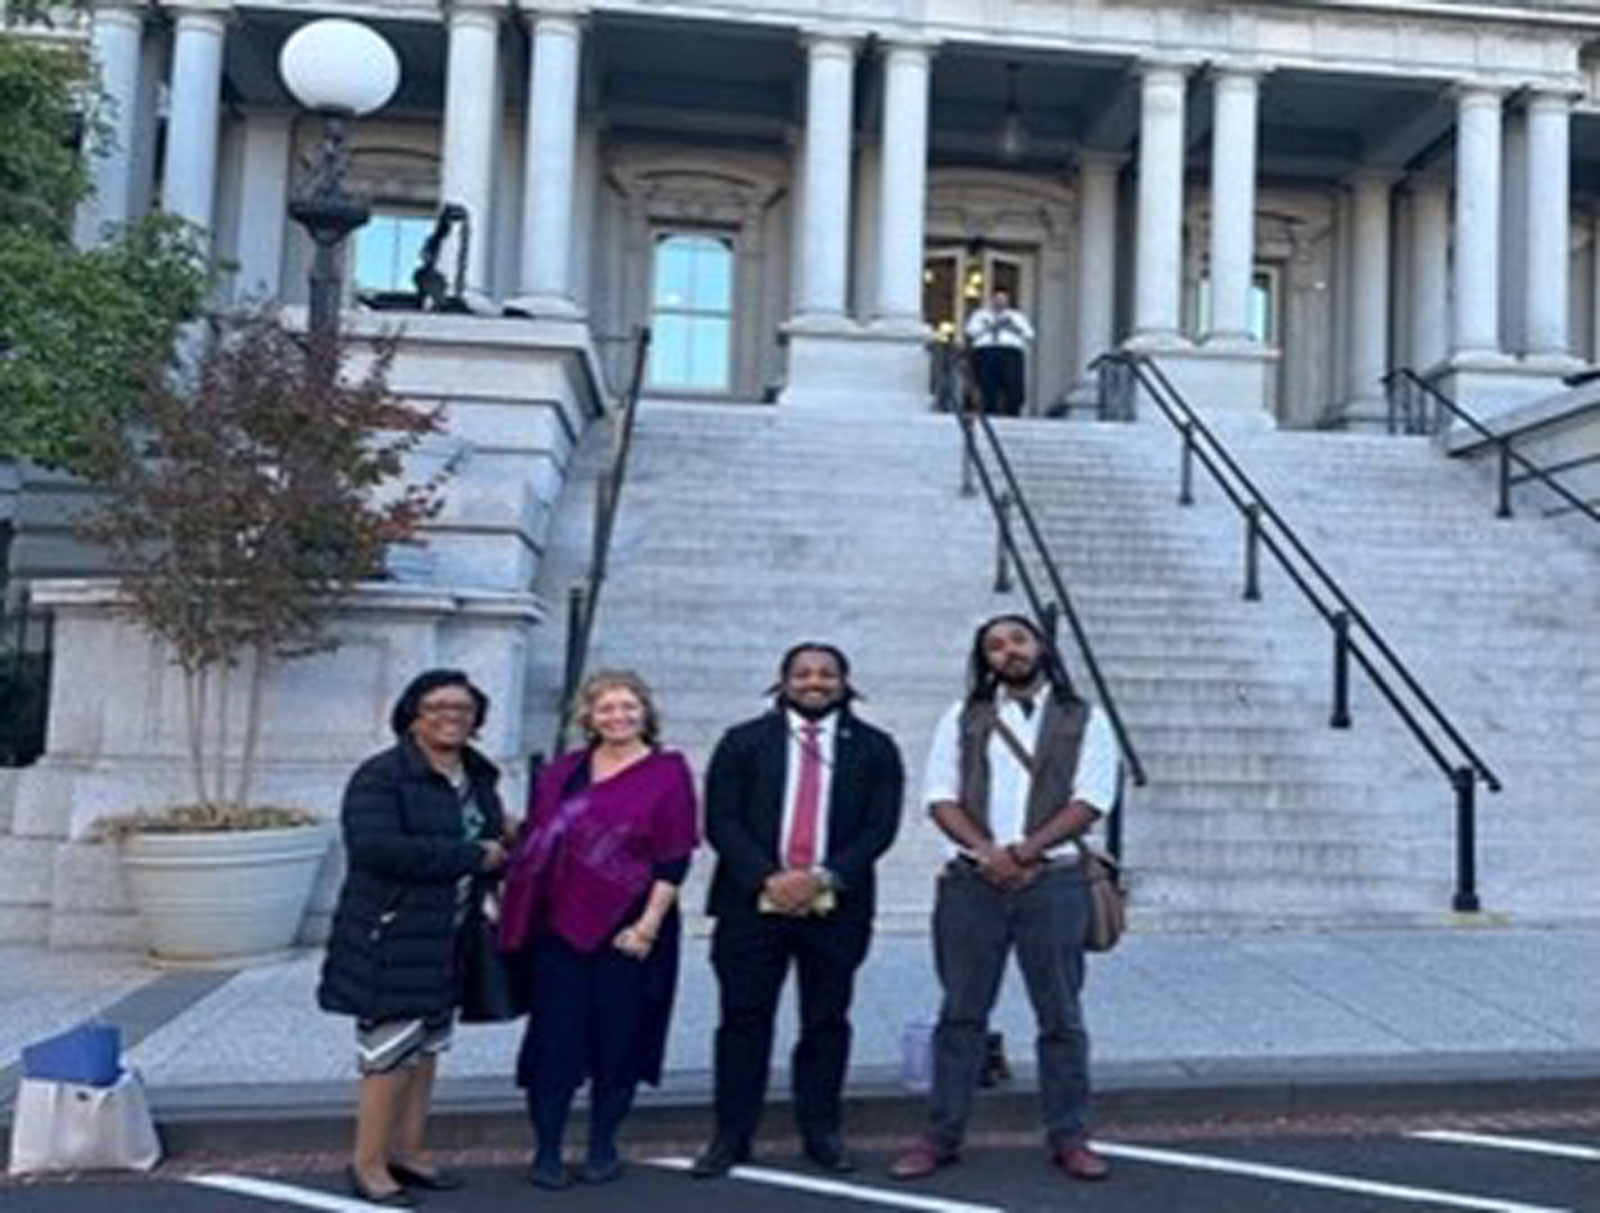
left=613, top=921, right=657, bottom=959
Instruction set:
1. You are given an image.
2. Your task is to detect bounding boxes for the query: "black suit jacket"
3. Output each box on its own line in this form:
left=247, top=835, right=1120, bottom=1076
left=703, top=708, right=904, bottom=920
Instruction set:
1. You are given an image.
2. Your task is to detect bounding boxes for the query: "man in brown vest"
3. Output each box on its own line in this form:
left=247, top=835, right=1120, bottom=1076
left=890, top=614, right=1119, bottom=1184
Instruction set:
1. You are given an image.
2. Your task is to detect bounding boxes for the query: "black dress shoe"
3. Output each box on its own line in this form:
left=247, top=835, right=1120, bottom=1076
left=389, top=1159, right=466, bottom=1191
left=803, top=1134, right=857, bottom=1174
left=346, top=1165, right=416, bottom=1207
left=691, top=1134, right=751, bottom=1179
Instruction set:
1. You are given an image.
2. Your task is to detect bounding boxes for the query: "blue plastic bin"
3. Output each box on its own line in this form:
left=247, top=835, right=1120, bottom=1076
left=20, top=1024, right=122, bottom=1087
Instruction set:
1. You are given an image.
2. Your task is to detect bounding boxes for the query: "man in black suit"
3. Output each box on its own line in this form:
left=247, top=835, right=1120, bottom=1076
left=692, top=643, right=904, bottom=1178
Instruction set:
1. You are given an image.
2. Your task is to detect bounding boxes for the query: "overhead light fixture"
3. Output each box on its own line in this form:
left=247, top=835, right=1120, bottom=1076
left=998, top=62, right=1028, bottom=164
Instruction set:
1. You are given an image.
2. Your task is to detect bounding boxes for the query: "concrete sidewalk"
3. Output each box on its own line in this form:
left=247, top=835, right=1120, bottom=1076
left=3, top=927, right=1599, bottom=1158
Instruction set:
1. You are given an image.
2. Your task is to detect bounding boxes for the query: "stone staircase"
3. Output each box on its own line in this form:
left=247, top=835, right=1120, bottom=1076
left=525, top=400, right=1600, bottom=932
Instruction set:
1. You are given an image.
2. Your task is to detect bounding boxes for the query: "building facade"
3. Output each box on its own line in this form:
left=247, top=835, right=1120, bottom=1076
left=59, top=0, right=1600, bottom=428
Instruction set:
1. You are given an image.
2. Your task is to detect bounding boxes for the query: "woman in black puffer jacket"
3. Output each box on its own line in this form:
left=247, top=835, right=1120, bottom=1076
left=318, top=669, right=509, bottom=1207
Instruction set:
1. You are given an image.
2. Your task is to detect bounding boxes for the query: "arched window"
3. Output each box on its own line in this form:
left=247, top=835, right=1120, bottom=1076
left=648, top=232, right=734, bottom=393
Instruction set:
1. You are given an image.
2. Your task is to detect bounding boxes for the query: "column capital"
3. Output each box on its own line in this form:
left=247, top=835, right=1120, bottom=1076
left=448, top=0, right=512, bottom=21
left=1077, top=147, right=1129, bottom=174
left=92, top=1, right=147, bottom=25
left=1451, top=79, right=1508, bottom=105
left=1207, top=57, right=1270, bottom=84
left=1523, top=85, right=1581, bottom=112
left=158, top=0, right=232, bottom=16
left=800, top=27, right=865, bottom=57
left=1346, top=166, right=1402, bottom=190
left=876, top=29, right=940, bottom=57
left=1138, top=55, right=1199, bottom=82
left=515, top=0, right=587, bottom=28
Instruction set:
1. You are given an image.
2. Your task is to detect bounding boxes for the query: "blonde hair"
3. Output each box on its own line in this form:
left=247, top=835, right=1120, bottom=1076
left=574, top=668, right=661, bottom=745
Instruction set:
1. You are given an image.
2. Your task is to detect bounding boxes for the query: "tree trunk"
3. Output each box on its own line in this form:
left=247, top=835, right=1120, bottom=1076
left=182, top=665, right=208, bottom=809
left=234, top=644, right=267, bottom=809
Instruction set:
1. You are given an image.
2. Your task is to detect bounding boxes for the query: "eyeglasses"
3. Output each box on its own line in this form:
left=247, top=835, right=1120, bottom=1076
left=418, top=702, right=475, bottom=719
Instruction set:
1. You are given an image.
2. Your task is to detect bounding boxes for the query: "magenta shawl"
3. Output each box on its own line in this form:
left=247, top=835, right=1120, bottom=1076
left=500, top=747, right=698, bottom=954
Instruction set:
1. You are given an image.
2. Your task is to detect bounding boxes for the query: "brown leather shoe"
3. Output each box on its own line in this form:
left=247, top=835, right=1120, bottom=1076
left=888, top=1138, right=957, bottom=1180
left=1054, top=1142, right=1110, bottom=1182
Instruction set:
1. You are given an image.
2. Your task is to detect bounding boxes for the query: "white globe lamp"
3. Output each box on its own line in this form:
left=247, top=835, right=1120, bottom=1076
left=279, top=18, right=399, bottom=116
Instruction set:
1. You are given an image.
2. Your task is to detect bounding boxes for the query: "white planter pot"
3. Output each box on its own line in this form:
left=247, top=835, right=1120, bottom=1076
left=120, top=823, right=335, bottom=968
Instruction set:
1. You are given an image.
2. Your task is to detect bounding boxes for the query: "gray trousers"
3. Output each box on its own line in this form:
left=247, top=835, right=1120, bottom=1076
left=927, top=860, right=1093, bottom=1150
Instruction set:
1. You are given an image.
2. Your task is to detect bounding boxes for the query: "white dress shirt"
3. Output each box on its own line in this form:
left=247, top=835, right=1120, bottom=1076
left=964, top=305, right=1036, bottom=350
left=922, top=689, right=1118, bottom=859
left=779, top=708, right=836, bottom=869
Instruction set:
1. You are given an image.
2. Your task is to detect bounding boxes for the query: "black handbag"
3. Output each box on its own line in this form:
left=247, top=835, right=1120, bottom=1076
left=456, top=894, right=525, bottom=1024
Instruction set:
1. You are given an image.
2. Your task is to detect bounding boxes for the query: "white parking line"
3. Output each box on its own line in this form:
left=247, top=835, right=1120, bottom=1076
left=186, top=1174, right=392, bottom=1212
left=649, top=1156, right=1003, bottom=1213
left=1094, top=1142, right=1572, bottom=1213
left=1410, top=1130, right=1600, bottom=1163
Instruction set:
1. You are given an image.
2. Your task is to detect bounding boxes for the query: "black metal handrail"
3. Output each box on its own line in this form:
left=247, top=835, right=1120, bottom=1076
left=1383, top=368, right=1600, bottom=527
left=1099, top=350, right=1501, bottom=913
left=552, top=326, right=652, bottom=753
left=935, top=342, right=1147, bottom=860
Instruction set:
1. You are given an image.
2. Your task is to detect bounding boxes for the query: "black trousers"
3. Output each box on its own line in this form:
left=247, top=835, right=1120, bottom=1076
left=709, top=906, right=872, bottom=1143
left=972, top=346, right=1026, bottom=416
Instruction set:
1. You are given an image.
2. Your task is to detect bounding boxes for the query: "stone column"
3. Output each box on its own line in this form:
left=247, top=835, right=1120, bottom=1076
left=1131, top=61, right=1189, bottom=347
left=873, top=38, right=932, bottom=329
left=231, top=114, right=291, bottom=301
left=1347, top=171, right=1395, bottom=416
left=1408, top=176, right=1451, bottom=372
left=793, top=32, right=857, bottom=327
left=1452, top=84, right=1505, bottom=362
left=75, top=2, right=145, bottom=244
left=160, top=2, right=230, bottom=234
left=441, top=0, right=505, bottom=295
left=1524, top=90, right=1573, bottom=362
left=515, top=3, right=584, bottom=315
left=1205, top=66, right=1261, bottom=346
left=1075, top=151, right=1122, bottom=377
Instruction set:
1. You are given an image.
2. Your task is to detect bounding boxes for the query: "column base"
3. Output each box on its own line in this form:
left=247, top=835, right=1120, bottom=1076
left=780, top=323, right=931, bottom=409
left=1126, top=340, right=1279, bottom=426
left=1431, top=357, right=1573, bottom=424
left=502, top=293, right=585, bottom=321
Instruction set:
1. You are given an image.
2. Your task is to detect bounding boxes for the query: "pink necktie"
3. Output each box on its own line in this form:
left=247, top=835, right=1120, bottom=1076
left=786, top=722, right=822, bottom=869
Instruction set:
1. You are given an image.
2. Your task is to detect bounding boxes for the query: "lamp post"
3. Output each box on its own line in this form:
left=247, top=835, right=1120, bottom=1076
left=278, top=19, right=400, bottom=353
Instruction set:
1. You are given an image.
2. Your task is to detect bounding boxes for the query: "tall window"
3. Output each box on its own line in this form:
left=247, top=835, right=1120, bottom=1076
left=352, top=211, right=435, bottom=294
left=1194, top=266, right=1279, bottom=344
left=649, top=233, right=734, bottom=393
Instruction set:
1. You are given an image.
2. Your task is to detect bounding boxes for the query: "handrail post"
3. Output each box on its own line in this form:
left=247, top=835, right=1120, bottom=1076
left=959, top=415, right=977, bottom=498
left=558, top=583, right=588, bottom=750
left=592, top=469, right=615, bottom=583
left=1451, top=766, right=1481, bottom=913
left=993, top=491, right=1014, bottom=593
left=1242, top=503, right=1262, bottom=601
left=1179, top=423, right=1196, bottom=506
left=1330, top=611, right=1352, bottom=729
left=1496, top=440, right=1514, bottom=519
left=1386, top=379, right=1397, bottom=436
left=1041, top=601, right=1060, bottom=646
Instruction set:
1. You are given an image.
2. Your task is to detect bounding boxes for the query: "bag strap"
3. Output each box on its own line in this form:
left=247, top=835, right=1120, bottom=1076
left=990, top=712, right=1040, bottom=776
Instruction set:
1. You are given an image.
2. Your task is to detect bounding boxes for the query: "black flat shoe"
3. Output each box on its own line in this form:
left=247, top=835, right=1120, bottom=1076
left=346, top=1165, right=416, bottom=1207
left=529, top=1158, right=572, bottom=1190
left=690, top=1133, right=751, bottom=1179
left=389, top=1160, right=466, bottom=1191
left=803, top=1133, right=857, bottom=1174
left=580, top=1157, right=625, bottom=1184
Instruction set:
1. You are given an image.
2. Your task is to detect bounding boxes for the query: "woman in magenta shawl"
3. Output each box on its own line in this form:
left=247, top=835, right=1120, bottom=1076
left=500, top=669, right=698, bottom=1188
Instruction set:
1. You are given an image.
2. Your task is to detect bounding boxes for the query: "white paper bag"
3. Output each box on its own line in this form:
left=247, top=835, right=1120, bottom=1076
left=8, top=1070, right=162, bottom=1175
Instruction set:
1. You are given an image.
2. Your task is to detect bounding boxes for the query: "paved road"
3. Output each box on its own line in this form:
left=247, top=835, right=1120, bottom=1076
left=5, top=1121, right=1597, bottom=1212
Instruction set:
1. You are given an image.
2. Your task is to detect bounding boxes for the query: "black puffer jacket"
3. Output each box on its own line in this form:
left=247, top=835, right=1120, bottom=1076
left=317, top=738, right=505, bottom=1021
